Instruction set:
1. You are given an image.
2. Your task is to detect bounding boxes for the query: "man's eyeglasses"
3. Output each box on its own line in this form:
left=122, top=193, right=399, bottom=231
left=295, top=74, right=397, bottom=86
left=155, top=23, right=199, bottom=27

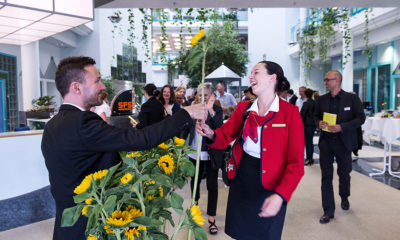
left=323, top=77, right=337, bottom=82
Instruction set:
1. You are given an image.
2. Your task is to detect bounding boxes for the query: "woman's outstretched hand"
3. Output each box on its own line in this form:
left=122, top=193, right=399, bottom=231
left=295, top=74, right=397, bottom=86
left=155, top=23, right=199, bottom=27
left=196, top=120, right=214, bottom=139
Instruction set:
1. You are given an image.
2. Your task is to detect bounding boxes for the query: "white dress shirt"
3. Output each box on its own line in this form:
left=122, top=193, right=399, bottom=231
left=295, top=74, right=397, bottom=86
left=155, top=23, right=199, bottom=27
left=243, top=95, right=280, bottom=158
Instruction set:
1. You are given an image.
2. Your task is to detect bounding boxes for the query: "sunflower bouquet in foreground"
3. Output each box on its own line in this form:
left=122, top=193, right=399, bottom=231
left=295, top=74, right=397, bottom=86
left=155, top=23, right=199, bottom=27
left=61, top=137, right=207, bottom=240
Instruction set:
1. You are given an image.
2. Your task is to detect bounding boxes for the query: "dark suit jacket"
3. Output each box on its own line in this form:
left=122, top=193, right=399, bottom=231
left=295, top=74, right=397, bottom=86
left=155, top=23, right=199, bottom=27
left=289, top=95, right=298, bottom=105
left=300, top=98, right=316, bottom=127
left=314, top=90, right=366, bottom=151
left=41, top=104, right=192, bottom=240
left=136, top=96, right=164, bottom=129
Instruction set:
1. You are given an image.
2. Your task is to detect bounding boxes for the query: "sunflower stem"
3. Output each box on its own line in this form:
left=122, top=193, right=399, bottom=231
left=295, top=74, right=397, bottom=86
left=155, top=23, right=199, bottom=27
left=171, top=215, right=186, bottom=240
left=134, top=186, right=146, bottom=216
left=189, top=39, right=207, bottom=240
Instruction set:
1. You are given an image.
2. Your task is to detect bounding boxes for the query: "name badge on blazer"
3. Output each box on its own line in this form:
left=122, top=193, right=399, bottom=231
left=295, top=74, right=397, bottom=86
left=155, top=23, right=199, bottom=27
left=272, top=123, right=286, bottom=127
left=344, top=107, right=351, bottom=111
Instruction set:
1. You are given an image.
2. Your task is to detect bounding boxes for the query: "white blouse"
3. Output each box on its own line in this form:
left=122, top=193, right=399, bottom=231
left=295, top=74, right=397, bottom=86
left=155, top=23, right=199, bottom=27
left=242, top=95, right=280, bottom=158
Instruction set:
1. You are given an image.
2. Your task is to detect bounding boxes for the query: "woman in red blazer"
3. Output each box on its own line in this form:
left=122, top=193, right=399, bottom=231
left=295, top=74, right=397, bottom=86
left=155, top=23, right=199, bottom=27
left=196, top=61, right=304, bottom=240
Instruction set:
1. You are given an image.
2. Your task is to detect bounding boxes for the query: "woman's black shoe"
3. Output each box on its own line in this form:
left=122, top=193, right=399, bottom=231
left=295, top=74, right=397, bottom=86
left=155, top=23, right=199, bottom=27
left=208, top=219, right=218, bottom=235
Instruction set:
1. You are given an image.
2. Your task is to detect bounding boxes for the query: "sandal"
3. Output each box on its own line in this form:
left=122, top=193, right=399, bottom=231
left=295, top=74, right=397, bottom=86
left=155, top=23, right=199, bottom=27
left=208, top=219, right=218, bottom=235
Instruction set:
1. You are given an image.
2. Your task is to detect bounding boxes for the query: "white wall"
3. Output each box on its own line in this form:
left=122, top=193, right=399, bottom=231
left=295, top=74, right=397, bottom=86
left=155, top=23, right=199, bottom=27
left=39, top=41, right=61, bottom=76
left=377, top=42, right=394, bottom=63
left=248, top=8, right=299, bottom=91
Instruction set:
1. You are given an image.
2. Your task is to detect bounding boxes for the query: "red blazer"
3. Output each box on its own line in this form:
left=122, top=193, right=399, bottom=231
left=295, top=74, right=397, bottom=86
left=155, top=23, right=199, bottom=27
left=209, top=100, right=304, bottom=202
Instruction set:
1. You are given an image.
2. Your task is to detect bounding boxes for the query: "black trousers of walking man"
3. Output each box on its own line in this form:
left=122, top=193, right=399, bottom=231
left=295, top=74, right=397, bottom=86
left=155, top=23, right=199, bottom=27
left=318, top=134, right=352, bottom=216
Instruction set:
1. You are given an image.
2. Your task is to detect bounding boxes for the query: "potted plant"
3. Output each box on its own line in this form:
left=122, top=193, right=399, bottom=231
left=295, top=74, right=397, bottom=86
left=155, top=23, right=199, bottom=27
left=26, top=96, right=56, bottom=119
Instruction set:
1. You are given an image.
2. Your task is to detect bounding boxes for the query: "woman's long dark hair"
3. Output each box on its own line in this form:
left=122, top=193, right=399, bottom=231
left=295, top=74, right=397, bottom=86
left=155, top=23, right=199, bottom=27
left=258, top=61, right=290, bottom=93
left=159, top=85, right=176, bottom=105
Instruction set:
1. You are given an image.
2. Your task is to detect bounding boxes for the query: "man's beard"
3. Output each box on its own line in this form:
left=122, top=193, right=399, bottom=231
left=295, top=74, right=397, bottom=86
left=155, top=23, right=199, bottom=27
left=84, top=92, right=103, bottom=109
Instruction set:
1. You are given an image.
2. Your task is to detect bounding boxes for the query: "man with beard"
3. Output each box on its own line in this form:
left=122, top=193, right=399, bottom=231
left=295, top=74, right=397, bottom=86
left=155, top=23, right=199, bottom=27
left=314, top=70, right=365, bottom=224
left=41, top=56, right=206, bottom=240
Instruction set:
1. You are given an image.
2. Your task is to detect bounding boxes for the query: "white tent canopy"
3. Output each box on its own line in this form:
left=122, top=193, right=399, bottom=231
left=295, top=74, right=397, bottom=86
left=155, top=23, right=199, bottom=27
left=205, top=63, right=241, bottom=80
left=205, top=63, right=243, bottom=98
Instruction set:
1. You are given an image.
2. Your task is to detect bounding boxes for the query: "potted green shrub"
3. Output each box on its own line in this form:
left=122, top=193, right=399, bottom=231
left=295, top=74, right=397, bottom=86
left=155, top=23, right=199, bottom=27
left=26, top=96, right=56, bottom=119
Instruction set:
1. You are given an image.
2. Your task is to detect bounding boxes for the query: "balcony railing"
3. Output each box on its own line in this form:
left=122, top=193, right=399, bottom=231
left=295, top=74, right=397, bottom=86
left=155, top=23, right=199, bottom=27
left=151, top=8, right=248, bottom=22
left=289, top=8, right=367, bottom=44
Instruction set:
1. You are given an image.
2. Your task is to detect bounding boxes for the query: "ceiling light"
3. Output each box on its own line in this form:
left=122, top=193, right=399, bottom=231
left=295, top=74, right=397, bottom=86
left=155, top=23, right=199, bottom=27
left=161, top=40, right=169, bottom=44
left=172, top=34, right=179, bottom=37
left=0, top=0, right=93, bottom=46
left=185, top=36, right=192, bottom=39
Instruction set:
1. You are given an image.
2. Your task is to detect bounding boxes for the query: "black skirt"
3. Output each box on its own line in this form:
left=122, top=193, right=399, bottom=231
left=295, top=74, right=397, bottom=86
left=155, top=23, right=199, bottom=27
left=225, top=152, right=287, bottom=240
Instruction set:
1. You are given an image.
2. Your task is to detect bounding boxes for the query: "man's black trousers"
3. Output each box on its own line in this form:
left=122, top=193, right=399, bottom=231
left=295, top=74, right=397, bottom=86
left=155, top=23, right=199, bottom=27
left=318, top=135, right=352, bottom=216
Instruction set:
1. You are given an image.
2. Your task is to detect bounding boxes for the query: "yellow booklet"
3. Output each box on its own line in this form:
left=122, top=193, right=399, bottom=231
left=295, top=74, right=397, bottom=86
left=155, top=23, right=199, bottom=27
left=322, top=112, right=337, bottom=132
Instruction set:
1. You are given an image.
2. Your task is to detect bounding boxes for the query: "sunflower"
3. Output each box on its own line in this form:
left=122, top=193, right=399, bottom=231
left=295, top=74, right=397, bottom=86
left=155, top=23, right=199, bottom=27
left=158, top=142, right=168, bottom=149
left=106, top=210, right=133, bottom=226
left=121, top=173, right=133, bottom=184
left=144, top=180, right=155, bottom=187
left=74, top=169, right=108, bottom=195
left=73, top=174, right=92, bottom=194
left=190, top=204, right=205, bottom=226
left=125, top=226, right=147, bottom=240
left=93, top=169, right=108, bottom=180
left=87, top=234, right=96, bottom=240
left=147, top=195, right=155, bottom=201
left=85, top=198, right=93, bottom=205
left=174, top=137, right=185, bottom=146
left=125, top=205, right=143, bottom=218
left=190, top=29, right=205, bottom=47
left=158, top=155, right=175, bottom=175
left=126, top=151, right=141, bottom=158
left=81, top=206, right=88, bottom=215
left=104, top=225, right=115, bottom=234
left=158, top=186, right=164, bottom=197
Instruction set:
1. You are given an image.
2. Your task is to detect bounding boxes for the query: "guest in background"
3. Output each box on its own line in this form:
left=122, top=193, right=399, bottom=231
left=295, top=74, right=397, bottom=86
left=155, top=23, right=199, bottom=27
left=313, top=91, right=320, bottom=100
left=287, top=89, right=298, bottom=105
left=159, top=85, right=180, bottom=117
left=136, top=83, right=164, bottom=129
left=224, top=106, right=236, bottom=121
left=278, top=90, right=288, bottom=101
left=242, top=87, right=256, bottom=101
left=91, top=92, right=110, bottom=122
left=197, top=60, right=304, bottom=240
left=175, top=86, right=190, bottom=106
left=300, top=88, right=316, bottom=166
left=188, top=90, right=197, bottom=105
left=216, top=82, right=237, bottom=113
left=188, top=83, right=223, bottom=235
left=296, top=86, right=307, bottom=111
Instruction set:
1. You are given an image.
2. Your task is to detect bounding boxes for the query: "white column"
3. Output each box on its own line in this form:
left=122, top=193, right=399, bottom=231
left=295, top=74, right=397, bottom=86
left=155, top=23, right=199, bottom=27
left=21, top=41, right=41, bottom=111
left=342, top=31, right=353, bottom=92
left=299, top=8, right=307, bottom=87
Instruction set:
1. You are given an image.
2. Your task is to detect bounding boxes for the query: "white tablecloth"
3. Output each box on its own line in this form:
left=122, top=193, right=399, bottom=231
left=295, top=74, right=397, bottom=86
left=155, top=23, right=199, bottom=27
left=362, top=117, right=400, bottom=178
left=363, top=117, right=400, bottom=144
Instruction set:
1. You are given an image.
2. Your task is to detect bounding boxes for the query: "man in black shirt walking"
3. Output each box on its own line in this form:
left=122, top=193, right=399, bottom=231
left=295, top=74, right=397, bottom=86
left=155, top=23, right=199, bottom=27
left=314, top=70, right=365, bottom=224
